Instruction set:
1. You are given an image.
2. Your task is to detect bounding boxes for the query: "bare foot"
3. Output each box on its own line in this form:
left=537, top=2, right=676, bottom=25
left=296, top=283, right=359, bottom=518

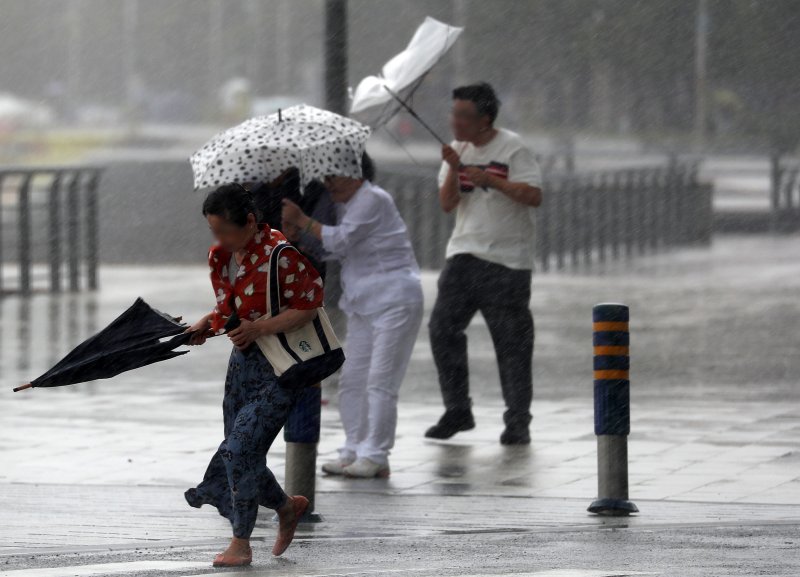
left=213, top=536, right=252, bottom=567
left=272, top=495, right=309, bottom=556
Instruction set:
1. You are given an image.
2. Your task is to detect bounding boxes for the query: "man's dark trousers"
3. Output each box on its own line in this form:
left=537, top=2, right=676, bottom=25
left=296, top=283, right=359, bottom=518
left=428, top=253, right=534, bottom=431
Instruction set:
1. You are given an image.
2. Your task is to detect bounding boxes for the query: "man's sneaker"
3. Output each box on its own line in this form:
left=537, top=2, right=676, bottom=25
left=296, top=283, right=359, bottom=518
left=321, top=457, right=355, bottom=475
left=425, top=409, right=476, bottom=439
left=342, top=457, right=391, bottom=478
left=500, top=427, right=531, bottom=445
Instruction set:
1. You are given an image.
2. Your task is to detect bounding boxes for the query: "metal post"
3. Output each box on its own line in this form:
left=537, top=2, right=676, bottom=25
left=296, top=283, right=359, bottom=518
left=648, top=170, right=659, bottom=252
left=18, top=174, right=33, bottom=295
left=554, top=178, right=565, bottom=270
left=597, top=174, right=607, bottom=264
left=588, top=303, right=638, bottom=516
left=85, top=170, right=100, bottom=290
left=282, top=384, right=323, bottom=522
left=568, top=178, right=580, bottom=268
left=770, top=153, right=781, bottom=233
left=610, top=173, right=622, bottom=260
left=622, top=171, right=633, bottom=260
left=537, top=180, right=551, bottom=272
left=49, top=172, right=63, bottom=292
left=67, top=171, right=81, bottom=291
left=584, top=177, right=595, bottom=267
left=324, top=0, right=348, bottom=116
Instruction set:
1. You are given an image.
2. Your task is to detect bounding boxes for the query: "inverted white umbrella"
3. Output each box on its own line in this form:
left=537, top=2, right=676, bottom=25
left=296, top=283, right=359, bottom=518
left=349, top=16, right=463, bottom=145
left=191, top=104, right=371, bottom=190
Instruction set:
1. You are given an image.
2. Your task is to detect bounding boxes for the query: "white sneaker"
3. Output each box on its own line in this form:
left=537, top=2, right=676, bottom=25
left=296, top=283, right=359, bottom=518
left=321, top=457, right=355, bottom=475
left=342, top=457, right=390, bottom=478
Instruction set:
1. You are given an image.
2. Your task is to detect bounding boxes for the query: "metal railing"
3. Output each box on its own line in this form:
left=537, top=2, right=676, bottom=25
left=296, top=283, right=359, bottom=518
left=771, top=161, right=800, bottom=233
left=0, top=166, right=102, bottom=296
left=378, top=161, right=712, bottom=271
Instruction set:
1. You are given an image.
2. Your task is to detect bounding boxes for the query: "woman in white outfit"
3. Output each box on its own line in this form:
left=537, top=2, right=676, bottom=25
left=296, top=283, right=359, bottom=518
left=281, top=155, right=424, bottom=478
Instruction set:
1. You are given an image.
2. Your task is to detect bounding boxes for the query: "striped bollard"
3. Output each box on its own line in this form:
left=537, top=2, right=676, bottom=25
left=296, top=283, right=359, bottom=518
left=588, top=303, right=638, bottom=516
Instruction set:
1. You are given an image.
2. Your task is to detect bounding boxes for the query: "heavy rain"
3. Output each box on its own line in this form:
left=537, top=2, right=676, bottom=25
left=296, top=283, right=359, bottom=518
left=0, top=1, right=799, bottom=576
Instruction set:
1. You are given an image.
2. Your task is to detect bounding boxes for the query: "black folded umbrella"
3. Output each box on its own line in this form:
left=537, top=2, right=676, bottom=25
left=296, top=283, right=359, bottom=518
left=13, top=297, right=194, bottom=392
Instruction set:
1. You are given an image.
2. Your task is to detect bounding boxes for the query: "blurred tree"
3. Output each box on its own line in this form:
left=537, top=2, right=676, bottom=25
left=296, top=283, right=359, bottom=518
left=0, top=0, right=798, bottom=152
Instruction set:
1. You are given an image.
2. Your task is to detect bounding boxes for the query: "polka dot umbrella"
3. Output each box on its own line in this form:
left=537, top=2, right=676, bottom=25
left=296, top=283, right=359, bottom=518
left=190, top=104, right=371, bottom=191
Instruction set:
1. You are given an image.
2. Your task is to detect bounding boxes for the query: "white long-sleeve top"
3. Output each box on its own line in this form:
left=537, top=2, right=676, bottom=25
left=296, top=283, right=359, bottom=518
left=320, top=180, right=423, bottom=315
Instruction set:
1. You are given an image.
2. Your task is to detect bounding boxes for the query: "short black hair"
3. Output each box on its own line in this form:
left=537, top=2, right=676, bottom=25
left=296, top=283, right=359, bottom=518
left=452, top=82, right=500, bottom=123
left=202, top=183, right=260, bottom=227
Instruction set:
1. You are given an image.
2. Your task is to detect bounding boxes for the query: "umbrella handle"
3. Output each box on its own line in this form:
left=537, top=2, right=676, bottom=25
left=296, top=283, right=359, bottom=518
left=383, top=86, right=487, bottom=191
left=13, top=383, right=33, bottom=392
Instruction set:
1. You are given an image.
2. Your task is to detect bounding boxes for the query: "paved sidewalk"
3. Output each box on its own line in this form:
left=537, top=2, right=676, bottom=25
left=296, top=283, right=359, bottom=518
left=2, top=484, right=799, bottom=576
left=0, top=234, right=798, bottom=576
left=2, top=396, right=798, bottom=505
left=2, top=234, right=798, bottom=503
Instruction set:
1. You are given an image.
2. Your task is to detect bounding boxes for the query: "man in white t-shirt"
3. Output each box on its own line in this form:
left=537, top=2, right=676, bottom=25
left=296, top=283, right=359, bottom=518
left=426, top=82, right=543, bottom=445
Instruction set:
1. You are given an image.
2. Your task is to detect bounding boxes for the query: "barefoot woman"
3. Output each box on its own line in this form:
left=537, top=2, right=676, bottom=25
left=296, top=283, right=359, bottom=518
left=184, top=184, right=324, bottom=567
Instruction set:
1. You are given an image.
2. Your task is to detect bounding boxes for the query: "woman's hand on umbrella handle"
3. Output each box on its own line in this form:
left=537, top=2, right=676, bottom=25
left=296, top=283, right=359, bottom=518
left=186, top=317, right=213, bottom=346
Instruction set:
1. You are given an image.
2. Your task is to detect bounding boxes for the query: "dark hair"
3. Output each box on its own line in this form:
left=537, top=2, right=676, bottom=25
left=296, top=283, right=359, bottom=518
left=452, top=82, right=500, bottom=123
left=202, top=183, right=260, bottom=227
left=361, top=151, right=376, bottom=181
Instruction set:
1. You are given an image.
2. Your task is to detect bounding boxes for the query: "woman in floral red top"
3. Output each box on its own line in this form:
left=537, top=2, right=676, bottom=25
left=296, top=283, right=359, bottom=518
left=184, top=184, right=323, bottom=568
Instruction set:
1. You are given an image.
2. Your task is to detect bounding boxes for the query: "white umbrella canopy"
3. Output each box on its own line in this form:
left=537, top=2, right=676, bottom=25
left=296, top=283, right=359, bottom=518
left=190, top=104, right=371, bottom=190
left=349, top=16, right=463, bottom=131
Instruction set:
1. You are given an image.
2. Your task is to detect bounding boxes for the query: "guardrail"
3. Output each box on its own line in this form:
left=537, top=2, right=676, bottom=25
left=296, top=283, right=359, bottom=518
left=771, top=160, right=800, bottom=233
left=0, top=166, right=102, bottom=296
left=378, top=161, right=712, bottom=271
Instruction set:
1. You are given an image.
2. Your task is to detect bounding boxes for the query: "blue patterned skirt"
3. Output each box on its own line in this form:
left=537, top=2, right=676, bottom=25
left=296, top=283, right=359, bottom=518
left=185, top=346, right=299, bottom=538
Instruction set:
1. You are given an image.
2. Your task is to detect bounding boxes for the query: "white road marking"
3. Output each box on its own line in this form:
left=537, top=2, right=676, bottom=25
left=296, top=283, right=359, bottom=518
left=445, top=572, right=654, bottom=577
left=183, top=568, right=654, bottom=577
left=0, top=560, right=210, bottom=577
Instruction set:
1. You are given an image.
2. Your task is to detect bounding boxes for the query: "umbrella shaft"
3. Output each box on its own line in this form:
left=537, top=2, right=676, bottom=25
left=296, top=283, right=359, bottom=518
left=383, top=86, right=448, bottom=146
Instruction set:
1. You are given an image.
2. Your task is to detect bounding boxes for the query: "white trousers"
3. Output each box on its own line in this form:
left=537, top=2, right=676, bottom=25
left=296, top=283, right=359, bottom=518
left=337, top=301, right=424, bottom=465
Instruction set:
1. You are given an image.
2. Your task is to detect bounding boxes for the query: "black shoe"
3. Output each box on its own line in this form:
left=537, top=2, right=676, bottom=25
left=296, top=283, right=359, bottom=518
left=500, top=427, right=530, bottom=445
left=425, top=409, right=475, bottom=439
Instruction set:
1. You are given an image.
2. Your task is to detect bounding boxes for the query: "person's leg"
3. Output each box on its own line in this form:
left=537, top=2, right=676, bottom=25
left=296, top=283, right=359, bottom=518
left=427, top=256, right=480, bottom=437
left=347, top=301, right=423, bottom=475
left=478, top=264, right=534, bottom=444
left=223, top=350, right=299, bottom=539
left=334, top=312, right=373, bottom=464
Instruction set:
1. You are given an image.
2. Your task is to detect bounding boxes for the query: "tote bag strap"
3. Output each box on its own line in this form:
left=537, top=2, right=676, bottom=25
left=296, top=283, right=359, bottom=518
left=269, top=242, right=303, bottom=317
left=268, top=242, right=334, bottom=355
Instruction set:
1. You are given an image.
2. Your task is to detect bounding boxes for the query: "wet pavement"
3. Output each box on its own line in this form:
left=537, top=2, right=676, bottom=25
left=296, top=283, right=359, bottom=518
left=0, top=233, right=799, bottom=576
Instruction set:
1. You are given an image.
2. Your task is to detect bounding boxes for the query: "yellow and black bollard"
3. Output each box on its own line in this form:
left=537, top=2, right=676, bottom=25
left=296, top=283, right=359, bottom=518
left=588, top=303, right=638, bottom=516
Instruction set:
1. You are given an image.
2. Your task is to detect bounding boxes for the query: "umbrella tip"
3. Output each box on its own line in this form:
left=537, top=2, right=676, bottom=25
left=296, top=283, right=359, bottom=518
left=278, top=108, right=282, bottom=122
left=13, top=383, right=33, bottom=392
